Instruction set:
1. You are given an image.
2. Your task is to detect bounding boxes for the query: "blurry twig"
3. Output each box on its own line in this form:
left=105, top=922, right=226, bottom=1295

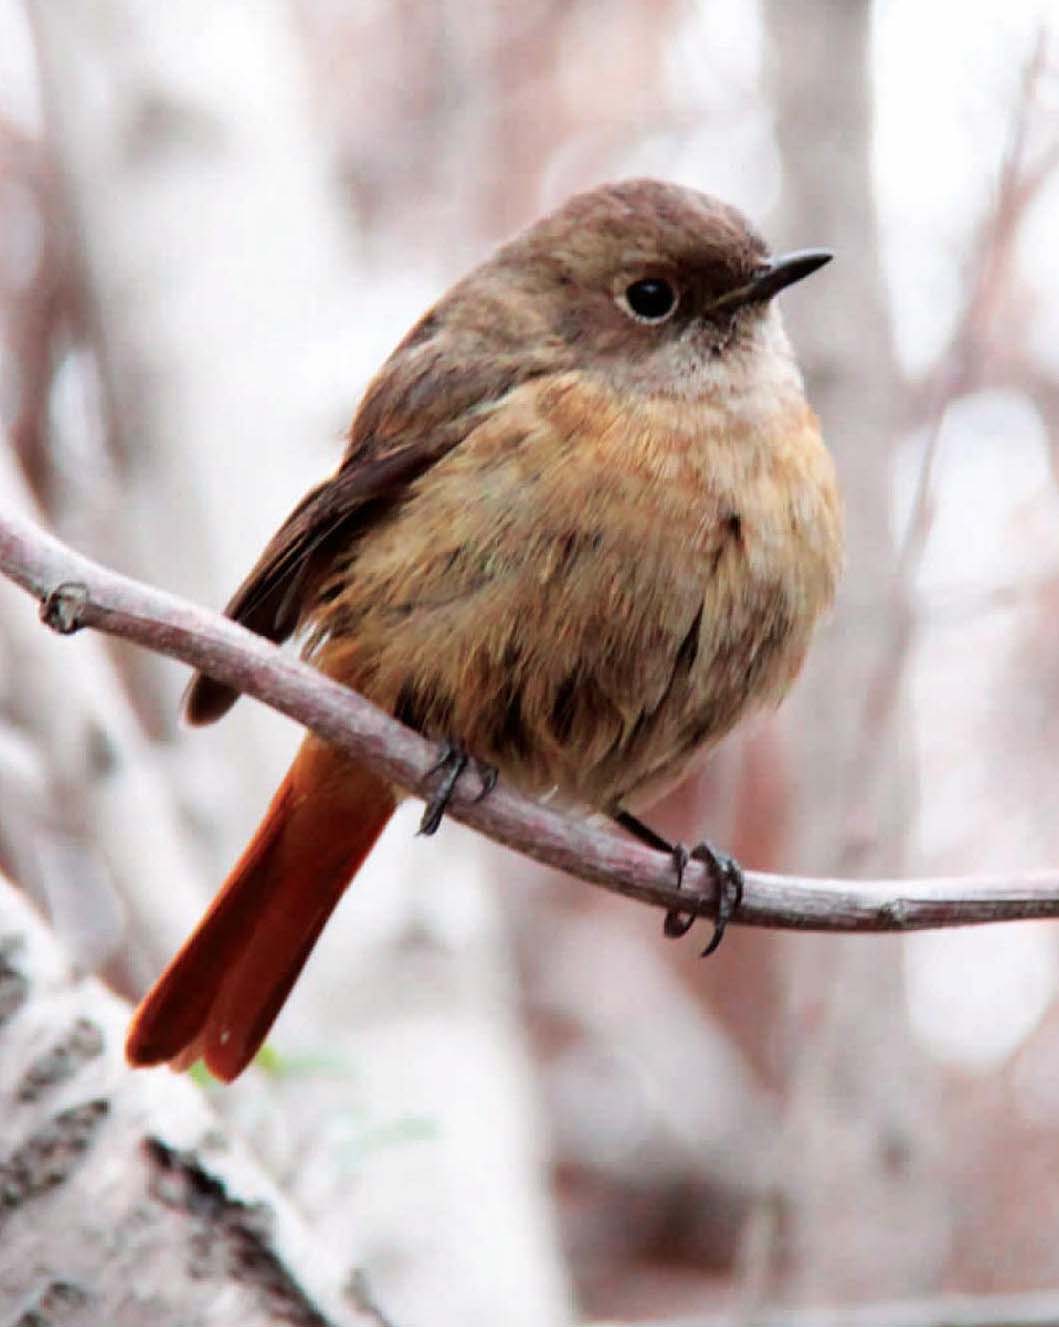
left=4, top=508, right=1059, bottom=935
left=348, top=1271, right=401, bottom=1327
left=902, top=30, right=1059, bottom=424
left=837, top=30, right=1059, bottom=872
left=0, top=113, right=80, bottom=506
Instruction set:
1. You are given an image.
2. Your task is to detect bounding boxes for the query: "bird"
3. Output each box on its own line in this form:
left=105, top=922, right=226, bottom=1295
left=125, top=178, right=842, bottom=1082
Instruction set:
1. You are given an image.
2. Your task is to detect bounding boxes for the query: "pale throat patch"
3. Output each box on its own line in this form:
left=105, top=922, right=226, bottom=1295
left=617, top=301, right=806, bottom=422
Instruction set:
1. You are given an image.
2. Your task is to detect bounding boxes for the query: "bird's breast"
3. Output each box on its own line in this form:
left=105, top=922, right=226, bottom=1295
left=311, top=372, right=842, bottom=809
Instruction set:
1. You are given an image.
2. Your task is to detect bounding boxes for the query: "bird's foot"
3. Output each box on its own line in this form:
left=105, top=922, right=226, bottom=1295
left=665, top=840, right=744, bottom=957
left=418, top=741, right=498, bottom=836
left=612, top=809, right=743, bottom=956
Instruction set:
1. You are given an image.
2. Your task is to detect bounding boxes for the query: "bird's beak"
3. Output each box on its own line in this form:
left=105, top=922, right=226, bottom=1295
left=712, top=249, right=832, bottom=311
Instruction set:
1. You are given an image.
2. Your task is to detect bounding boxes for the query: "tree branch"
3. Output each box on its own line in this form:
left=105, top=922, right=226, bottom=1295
left=0, top=876, right=370, bottom=1326
left=2, top=507, right=1059, bottom=936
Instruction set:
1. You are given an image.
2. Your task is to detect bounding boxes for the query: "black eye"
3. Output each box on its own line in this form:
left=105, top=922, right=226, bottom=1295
left=623, top=277, right=677, bottom=322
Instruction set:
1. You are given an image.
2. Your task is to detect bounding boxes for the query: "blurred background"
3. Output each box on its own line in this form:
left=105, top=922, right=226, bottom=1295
left=1, top=1, right=1058, bottom=1323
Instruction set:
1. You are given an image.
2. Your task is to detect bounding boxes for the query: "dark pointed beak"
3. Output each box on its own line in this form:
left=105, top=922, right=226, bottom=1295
left=712, top=248, right=832, bottom=312
left=747, top=249, right=832, bottom=302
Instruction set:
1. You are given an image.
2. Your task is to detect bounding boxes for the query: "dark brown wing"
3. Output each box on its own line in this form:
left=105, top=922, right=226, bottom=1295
left=184, top=448, right=438, bottom=724
left=185, top=299, right=561, bottom=725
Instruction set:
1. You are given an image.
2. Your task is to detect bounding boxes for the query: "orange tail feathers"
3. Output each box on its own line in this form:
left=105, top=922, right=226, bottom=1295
left=126, top=738, right=396, bottom=1082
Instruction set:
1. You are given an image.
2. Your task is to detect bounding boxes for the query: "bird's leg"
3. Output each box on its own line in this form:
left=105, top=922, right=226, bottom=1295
left=612, top=809, right=744, bottom=956
left=419, top=741, right=498, bottom=836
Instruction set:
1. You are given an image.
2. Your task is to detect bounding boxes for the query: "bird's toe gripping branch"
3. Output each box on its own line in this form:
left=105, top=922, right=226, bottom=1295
left=665, top=840, right=745, bottom=957
left=612, top=809, right=743, bottom=955
left=418, top=741, right=498, bottom=836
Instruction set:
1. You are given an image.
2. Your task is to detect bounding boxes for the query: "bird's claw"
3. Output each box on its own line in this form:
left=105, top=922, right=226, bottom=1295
left=474, top=763, right=499, bottom=801
left=418, top=742, right=498, bottom=836
left=664, top=841, right=744, bottom=956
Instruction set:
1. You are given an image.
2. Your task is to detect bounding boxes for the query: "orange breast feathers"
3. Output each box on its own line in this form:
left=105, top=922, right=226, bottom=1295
left=308, top=372, right=842, bottom=807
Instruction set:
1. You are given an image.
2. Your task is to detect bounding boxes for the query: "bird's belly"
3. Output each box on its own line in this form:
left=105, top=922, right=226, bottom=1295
left=314, top=505, right=812, bottom=812
left=310, top=383, right=840, bottom=811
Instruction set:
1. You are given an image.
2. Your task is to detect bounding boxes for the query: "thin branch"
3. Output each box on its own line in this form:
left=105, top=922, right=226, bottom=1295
left=2, top=507, right=1059, bottom=935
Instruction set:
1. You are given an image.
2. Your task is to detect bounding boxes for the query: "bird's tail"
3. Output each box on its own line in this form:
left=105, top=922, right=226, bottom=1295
left=125, top=737, right=396, bottom=1081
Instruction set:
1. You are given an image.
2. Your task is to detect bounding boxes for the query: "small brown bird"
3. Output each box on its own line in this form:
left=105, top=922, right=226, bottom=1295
left=126, top=179, right=842, bottom=1081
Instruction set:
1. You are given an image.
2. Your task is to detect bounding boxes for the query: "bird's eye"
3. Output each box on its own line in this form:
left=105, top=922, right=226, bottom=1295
left=621, top=277, right=678, bottom=323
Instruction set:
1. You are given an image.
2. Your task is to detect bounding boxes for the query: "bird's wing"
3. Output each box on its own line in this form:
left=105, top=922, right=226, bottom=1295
left=184, top=318, right=546, bottom=725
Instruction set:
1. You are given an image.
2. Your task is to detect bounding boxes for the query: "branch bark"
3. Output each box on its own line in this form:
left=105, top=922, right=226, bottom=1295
left=0, top=876, right=371, bottom=1326
left=2, top=507, right=1059, bottom=936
